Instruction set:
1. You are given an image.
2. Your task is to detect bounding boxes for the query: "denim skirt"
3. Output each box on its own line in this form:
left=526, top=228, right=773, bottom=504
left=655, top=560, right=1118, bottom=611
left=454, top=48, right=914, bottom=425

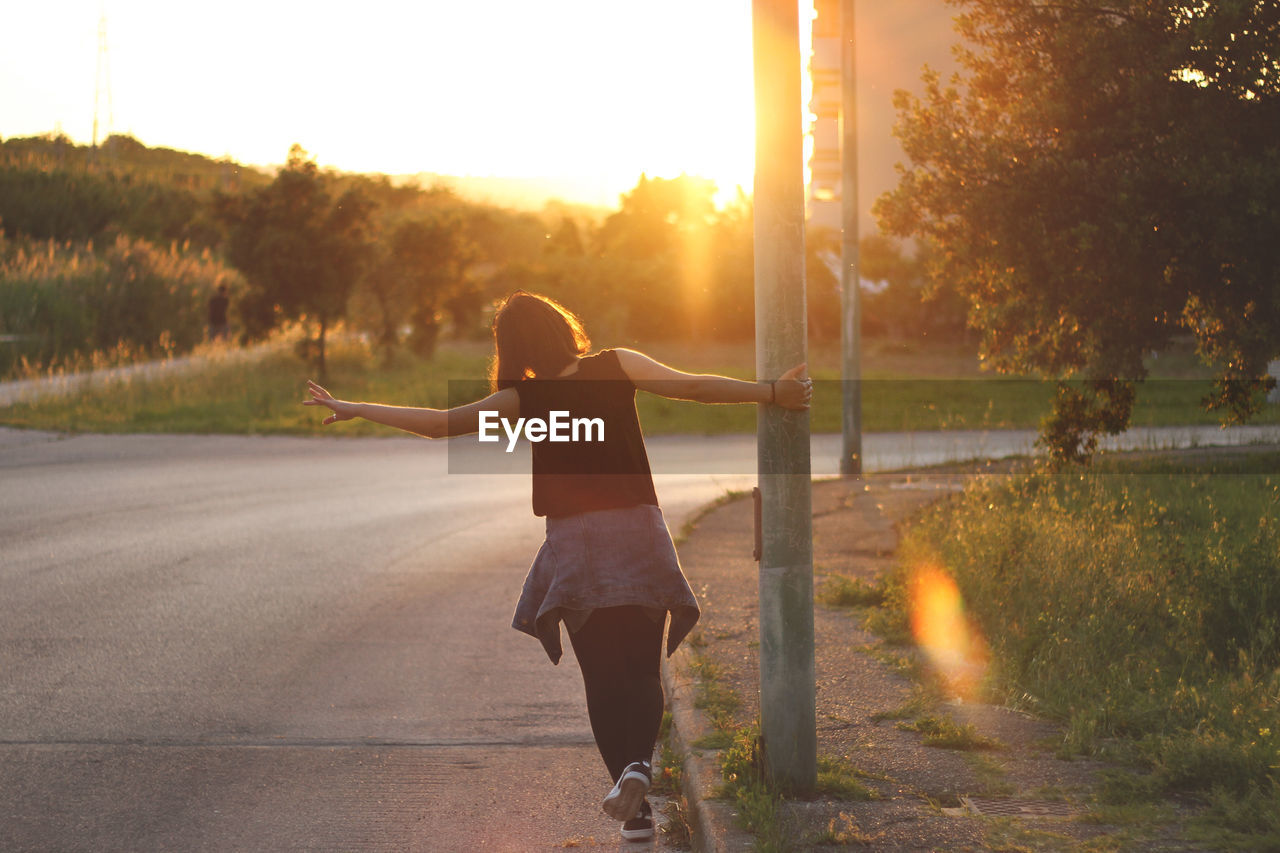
left=511, top=503, right=701, bottom=664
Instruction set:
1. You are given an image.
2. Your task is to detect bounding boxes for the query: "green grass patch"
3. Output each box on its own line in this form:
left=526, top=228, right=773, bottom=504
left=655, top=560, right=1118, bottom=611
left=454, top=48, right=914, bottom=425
left=676, top=489, right=749, bottom=545
left=652, top=711, right=682, bottom=795
left=718, top=725, right=791, bottom=852
left=881, top=449, right=1280, bottom=846
left=869, top=688, right=935, bottom=723
left=652, top=711, right=695, bottom=847
left=688, top=640, right=880, bottom=848
left=964, top=752, right=1017, bottom=796
left=982, top=819, right=1079, bottom=852
left=641, top=376, right=1280, bottom=434
left=896, top=715, right=1002, bottom=751
left=6, top=335, right=1275, bottom=435
left=1188, top=783, right=1280, bottom=850
left=688, top=654, right=742, bottom=731
left=815, top=756, right=878, bottom=800
left=692, top=730, right=735, bottom=750
left=817, top=573, right=886, bottom=608
left=0, top=337, right=493, bottom=435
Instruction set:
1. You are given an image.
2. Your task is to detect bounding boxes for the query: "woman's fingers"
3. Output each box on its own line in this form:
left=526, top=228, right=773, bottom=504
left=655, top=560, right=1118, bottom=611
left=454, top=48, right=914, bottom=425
left=302, top=379, right=349, bottom=424
left=772, top=364, right=813, bottom=410
left=304, top=380, right=340, bottom=406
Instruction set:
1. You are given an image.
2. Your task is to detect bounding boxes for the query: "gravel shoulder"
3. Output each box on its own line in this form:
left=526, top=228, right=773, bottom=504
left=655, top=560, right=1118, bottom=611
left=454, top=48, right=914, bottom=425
left=662, top=467, right=1211, bottom=852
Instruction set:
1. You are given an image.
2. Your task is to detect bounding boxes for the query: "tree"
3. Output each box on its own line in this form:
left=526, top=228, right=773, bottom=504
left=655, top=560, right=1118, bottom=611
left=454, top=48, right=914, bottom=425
left=857, top=234, right=968, bottom=341
left=876, top=0, right=1280, bottom=463
left=594, top=174, right=720, bottom=340
left=220, top=145, right=374, bottom=376
left=357, top=236, right=413, bottom=364
left=380, top=213, right=477, bottom=359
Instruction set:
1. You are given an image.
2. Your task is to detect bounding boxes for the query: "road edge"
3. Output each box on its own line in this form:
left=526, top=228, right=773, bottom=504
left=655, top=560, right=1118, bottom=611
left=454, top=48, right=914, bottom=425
left=661, top=646, right=755, bottom=852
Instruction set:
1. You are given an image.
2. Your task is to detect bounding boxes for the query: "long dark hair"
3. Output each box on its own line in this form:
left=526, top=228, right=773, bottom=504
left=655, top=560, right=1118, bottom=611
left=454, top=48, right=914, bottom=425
left=489, top=291, right=591, bottom=391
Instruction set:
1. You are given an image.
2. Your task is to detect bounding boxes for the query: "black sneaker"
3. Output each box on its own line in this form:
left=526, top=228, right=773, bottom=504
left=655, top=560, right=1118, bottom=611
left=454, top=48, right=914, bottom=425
left=602, top=760, right=651, bottom=821
left=620, top=799, right=654, bottom=842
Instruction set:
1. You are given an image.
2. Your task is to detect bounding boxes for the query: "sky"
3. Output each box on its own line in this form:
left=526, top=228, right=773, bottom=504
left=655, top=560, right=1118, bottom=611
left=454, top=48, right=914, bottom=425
left=1, top=1, right=956, bottom=212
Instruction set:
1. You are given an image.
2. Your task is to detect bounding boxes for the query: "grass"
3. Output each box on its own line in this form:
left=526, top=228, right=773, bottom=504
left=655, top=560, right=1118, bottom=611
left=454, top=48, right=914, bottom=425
left=895, top=715, right=1003, bottom=751
left=981, top=819, right=1080, bottom=852
left=965, top=752, right=1017, bottom=796
left=0, top=233, right=234, bottom=378
left=676, top=489, right=749, bottom=545
left=681, top=646, right=790, bottom=851
left=4, top=334, right=1275, bottom=435
left=718, top=725, right=792, bottom=853
left=652, top=711, right=695, bottom=848
left=869, top=690, right=934, bottom=723
left=0, top=336, right=489, bottom=435
left=807, top=811, right=881, bottom=846
left=817, top=573, right=886, bottom=609
left=685, top=631, right=884, bottom=850
left=692, top=730, right=735, bottom=750
left=652, top=711, right=683, bottom=795
left=815, top=756, right=878, bottom=800
left=688, top=653, right=742, bottom=732
left=877, top=449, right=1280, bottom=848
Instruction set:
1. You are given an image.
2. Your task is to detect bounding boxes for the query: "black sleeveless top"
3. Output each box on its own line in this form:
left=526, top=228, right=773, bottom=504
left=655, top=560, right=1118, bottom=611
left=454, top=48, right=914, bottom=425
left=513, top=349, right=659, bottom=518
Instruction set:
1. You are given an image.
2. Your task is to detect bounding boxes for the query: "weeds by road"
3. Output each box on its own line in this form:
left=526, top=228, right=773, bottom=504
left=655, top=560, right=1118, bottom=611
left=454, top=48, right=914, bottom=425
left=878, top=450, right=1280, bottom=849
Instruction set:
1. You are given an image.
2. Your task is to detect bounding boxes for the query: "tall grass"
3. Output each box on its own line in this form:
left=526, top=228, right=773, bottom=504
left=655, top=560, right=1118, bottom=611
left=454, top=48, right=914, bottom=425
left=879, top=452, right=1280, bottom=846
left=0, top=232, right=239, bottom=378
left=0, top=336, right=489, bottom=435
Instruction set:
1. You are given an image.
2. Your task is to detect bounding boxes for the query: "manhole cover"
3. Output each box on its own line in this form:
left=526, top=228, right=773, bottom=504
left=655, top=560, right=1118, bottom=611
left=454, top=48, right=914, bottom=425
left=961, top=797, right=1077, bottom=818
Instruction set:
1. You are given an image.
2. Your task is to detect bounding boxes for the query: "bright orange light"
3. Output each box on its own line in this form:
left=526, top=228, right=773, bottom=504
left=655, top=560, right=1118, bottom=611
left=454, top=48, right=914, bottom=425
left=909, top=565, right=988, bottom=701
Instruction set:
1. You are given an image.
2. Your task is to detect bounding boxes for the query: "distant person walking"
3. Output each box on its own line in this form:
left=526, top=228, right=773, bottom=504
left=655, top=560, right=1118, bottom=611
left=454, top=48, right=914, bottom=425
left=304, top=291, right=810, bottom=842
left=207, top=283, right=230, bottom=342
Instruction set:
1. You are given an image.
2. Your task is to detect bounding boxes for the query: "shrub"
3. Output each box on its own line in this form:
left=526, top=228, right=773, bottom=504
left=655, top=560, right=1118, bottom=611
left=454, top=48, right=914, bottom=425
left=0, top=233, right=242, bottom=376
left=883, top=453, right=1280, bottom=840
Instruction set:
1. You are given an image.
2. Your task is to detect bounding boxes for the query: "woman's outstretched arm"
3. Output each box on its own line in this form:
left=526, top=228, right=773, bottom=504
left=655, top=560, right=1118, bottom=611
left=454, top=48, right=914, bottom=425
left=303, top=380, right=520, bottom=437
left=614, top=349, right=811, bottom=410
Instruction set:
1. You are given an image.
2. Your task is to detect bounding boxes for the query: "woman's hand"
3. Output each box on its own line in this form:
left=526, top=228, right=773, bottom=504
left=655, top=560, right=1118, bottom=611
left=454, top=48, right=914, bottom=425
left=773, top=363, right=812, bottom=410
left=303, top=380, right=358, bottom=425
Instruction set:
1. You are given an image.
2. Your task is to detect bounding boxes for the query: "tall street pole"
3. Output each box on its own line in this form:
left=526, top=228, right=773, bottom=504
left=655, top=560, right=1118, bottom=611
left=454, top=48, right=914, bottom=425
left=752, top=0, right=816, bottom=793
left=840, top=0, right=863, bottom=477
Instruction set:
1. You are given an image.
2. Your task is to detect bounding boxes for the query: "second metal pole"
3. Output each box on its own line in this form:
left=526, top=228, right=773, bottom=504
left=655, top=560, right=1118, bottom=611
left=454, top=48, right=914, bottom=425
left=840, top=0, right=863, bottom=478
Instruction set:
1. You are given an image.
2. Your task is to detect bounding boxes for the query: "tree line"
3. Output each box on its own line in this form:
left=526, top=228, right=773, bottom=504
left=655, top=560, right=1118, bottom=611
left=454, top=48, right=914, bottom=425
left=0, top=133, right=957, bottom=379
left=211, top=146, right=964, bottom=376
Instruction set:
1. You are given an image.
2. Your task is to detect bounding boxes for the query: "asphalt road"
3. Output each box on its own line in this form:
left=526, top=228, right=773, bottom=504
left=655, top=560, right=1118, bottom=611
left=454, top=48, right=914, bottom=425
left=0, top=429, right=759, bottom=852
left=3, top=423, right=1276, bottom=851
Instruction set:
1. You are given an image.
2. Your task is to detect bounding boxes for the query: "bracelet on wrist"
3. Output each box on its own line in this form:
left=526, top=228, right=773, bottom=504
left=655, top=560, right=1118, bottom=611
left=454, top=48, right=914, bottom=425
left=770, top=381, right=776, bottom=404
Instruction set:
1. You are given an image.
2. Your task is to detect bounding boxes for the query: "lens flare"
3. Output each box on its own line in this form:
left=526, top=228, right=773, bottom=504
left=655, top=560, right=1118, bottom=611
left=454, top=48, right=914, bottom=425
left=909, top=565, right=988, bottom=700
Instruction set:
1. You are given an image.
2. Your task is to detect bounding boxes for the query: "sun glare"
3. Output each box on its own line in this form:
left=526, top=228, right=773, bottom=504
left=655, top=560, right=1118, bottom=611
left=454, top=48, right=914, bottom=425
left=909, top=565, right=989, bottom=701
left=3, top=0, right=774, bottom=208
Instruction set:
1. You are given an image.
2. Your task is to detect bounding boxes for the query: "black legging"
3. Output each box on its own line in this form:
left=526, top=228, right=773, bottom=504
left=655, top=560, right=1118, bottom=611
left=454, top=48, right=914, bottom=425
left=568, top=605, right=665, bottom=783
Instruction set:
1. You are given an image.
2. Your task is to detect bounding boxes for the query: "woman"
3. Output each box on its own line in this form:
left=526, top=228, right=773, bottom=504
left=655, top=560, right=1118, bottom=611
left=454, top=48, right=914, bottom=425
left=305, top=291, right=810, bottom=842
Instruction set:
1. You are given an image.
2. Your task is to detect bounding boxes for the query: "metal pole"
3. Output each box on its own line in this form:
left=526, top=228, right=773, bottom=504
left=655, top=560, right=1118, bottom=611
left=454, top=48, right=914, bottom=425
left=752, top=0, right=816, bottom=794
left=840, top=0, right=863, bottom=477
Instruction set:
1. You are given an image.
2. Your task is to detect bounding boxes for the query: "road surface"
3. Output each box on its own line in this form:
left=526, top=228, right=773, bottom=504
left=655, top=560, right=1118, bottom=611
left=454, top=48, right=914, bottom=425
left=0, top=429, right=759, bottom=852
left=2, top=424, right=1276, bottom=851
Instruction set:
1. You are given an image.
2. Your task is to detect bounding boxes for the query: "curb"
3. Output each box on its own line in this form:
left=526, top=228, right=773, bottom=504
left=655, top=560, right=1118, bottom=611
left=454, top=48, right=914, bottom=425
left=661, top=644, right=755, bottom=852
